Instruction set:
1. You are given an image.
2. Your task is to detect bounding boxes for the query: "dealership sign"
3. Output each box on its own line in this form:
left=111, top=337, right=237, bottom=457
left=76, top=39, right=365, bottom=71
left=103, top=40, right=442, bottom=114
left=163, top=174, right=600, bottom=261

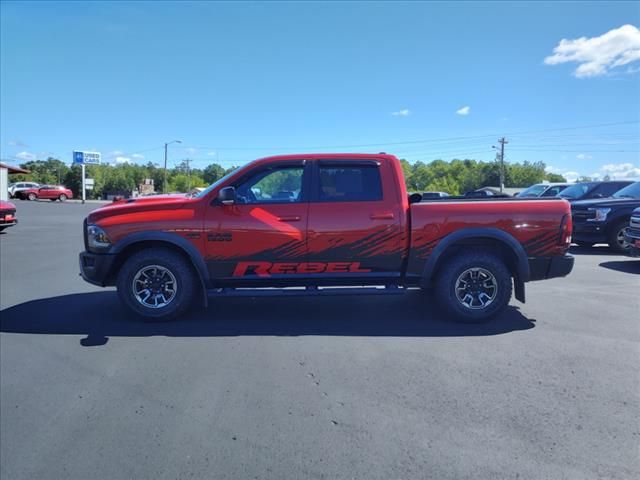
left=73, top=151, right=101, bottom=165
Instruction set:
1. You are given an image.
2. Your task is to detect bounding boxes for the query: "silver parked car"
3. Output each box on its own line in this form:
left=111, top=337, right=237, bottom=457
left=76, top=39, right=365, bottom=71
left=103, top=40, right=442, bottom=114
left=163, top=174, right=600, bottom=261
left=8, top=182, right=40, bottom=198
left=516, top=183, right=570, bottom=198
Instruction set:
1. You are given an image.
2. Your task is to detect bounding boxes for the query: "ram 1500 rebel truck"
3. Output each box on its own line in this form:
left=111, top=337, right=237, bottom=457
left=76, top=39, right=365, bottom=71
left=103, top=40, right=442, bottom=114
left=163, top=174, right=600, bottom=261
left=79, top=153, right=574, bottom=322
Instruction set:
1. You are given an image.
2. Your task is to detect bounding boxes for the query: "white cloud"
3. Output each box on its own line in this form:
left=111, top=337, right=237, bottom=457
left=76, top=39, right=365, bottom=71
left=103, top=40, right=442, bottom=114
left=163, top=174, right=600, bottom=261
left=131, top=153, right=145, bottom=160
left=15, top=151, right=37, bottom=161
left=391, top=109, right=410, bottom=117
left=8, top=139, right=28, bottom=147
left=456, top=106, right=470, bottom=116
left=562, top=171, right=581, bottom=182
left=545, top=165, right=564, bottom=174
left=115, top=156, right=131, bottom=164
left=576, top=153, right=593, bottom=160
left=206, top=151, right=217, bottom=156
left=600, top=162, right=640, bottom=179
left=544, top=24, right=640, bottom=78
left=549, top=162, right=640, bottom=182
left=185, top=147, right=197, bottom=156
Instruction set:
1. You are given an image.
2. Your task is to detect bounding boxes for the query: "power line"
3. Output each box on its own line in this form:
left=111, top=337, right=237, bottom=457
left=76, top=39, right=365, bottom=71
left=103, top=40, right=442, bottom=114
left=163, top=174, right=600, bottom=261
left=176, top=120, right=639, bottom=151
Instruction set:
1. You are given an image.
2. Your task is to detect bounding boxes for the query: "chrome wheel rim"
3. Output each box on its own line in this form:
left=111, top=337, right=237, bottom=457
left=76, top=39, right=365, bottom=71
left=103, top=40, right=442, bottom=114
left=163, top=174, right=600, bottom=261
left=617, top=228, right=629, bottom=249
left=132, top=265, right=177, bottom=309
left=455, top=267, right=498, bottom=310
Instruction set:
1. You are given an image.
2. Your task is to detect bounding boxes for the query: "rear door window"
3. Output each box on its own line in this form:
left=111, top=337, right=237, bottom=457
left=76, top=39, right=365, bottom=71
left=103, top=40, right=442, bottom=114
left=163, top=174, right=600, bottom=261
left=316, top=164, right=383, bottom=202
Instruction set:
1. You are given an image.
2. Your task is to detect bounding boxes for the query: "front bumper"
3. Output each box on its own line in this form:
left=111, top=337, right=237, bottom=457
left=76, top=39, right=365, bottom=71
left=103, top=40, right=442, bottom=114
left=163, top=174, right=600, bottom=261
left=624, top=227, right=640, bottom=257
left=79, top=251, right=116, bottom=286
left=572, top=221, right=608, bottom=244
left=528, top=254, right=575, bottom=281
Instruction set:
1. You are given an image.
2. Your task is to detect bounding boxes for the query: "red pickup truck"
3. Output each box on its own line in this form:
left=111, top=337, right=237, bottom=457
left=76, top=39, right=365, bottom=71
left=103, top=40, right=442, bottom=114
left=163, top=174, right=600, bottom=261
left=80, top=153, right=574, bottom=322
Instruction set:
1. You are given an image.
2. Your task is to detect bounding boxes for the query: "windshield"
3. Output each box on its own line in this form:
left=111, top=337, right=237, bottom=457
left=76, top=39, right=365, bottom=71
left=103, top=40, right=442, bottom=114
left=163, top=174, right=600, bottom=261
left=517, top=184, right=547, bottom=197
left=612, top=182, right=640, bottom=199
left=558, top=183, right=595, bottom=199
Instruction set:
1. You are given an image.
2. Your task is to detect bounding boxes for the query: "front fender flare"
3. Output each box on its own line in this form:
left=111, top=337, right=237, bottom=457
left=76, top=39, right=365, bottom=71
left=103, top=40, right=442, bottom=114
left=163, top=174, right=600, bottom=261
left=110, top=231, right=209, bottom=306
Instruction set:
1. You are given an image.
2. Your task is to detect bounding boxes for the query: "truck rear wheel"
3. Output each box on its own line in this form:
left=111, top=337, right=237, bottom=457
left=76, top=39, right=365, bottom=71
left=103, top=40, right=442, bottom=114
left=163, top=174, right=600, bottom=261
left=116, top=248, right=197, bottom=321
left=435, top=251, right=512, bottom=323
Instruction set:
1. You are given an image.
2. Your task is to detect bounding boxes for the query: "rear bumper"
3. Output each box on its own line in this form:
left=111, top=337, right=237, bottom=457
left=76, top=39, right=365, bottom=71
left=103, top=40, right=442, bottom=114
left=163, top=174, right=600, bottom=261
left=528, top=254, right=575, bottom=281
left=572, top=222, right=607, bottom=243
left=79, top=251, right=116, bottom=286
left=0, top=219, right=17, bottom=228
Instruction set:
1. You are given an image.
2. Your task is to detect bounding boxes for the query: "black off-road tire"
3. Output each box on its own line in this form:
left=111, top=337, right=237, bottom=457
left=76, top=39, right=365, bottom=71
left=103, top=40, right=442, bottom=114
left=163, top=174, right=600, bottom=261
left=116, top=248, right=198, bottom=321
left=607, top=220, right=630, bottom=254
left=435, top=251, right=512, bottom=323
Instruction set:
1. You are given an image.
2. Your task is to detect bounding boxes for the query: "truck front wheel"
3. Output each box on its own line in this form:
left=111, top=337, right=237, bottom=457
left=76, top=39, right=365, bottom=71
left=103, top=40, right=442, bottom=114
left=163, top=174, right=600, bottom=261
left=116, top=248, right=197, bottom=321
left=435, top=251, right=512, bottom=323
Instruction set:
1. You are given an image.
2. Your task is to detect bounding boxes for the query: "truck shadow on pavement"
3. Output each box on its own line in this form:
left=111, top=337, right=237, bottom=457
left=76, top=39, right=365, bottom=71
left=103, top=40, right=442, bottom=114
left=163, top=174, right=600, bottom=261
left=599, top=260, right=640, bottom=274
left=0, top=291, right=536, bottom=347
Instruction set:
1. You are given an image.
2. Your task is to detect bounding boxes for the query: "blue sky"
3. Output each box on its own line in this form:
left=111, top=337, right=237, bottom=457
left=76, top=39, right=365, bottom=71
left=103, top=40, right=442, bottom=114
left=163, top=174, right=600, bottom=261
left=1, top=1, right=639, bottom=181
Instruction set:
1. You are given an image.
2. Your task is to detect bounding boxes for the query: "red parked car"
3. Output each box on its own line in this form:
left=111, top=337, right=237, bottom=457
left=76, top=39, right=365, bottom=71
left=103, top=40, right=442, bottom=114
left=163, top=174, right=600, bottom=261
left=17, top=185, right=73, bottom=202
left=0, top=200, right=17, bottom=232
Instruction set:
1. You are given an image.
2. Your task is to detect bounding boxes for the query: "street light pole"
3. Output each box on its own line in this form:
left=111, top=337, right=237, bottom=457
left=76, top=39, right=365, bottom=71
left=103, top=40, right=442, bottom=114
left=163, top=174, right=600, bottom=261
left=163, top=140, right=182, bottom=193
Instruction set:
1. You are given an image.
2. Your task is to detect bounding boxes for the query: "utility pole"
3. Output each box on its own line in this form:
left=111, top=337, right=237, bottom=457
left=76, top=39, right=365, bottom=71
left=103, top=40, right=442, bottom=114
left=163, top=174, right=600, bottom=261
left=184, top=158, right=193, bottom=192
left=163, top=140, right=182, bottom=193
left=493, top=138, right=508, bottom=193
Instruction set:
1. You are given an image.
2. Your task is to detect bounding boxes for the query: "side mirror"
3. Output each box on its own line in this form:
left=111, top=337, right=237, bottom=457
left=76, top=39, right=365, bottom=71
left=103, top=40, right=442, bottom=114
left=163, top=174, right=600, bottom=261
left=218, top=186, right=236, bottom=205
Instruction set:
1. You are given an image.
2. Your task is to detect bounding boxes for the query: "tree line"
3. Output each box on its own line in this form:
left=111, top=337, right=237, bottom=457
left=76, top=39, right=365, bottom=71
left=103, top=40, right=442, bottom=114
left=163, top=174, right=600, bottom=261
left=10, top=158, right=237, bottom=199
left=11, top=157, right=568, bottom=199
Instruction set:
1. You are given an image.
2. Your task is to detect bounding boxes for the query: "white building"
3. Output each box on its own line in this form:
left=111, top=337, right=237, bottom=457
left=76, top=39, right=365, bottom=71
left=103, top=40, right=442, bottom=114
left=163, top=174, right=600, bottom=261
left=0, top=162, right=30, bottom=201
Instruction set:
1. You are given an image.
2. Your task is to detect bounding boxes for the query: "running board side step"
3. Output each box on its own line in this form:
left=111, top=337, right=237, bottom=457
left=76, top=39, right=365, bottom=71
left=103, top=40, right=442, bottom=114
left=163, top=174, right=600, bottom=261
left=206, top=285, right=409, bottom=297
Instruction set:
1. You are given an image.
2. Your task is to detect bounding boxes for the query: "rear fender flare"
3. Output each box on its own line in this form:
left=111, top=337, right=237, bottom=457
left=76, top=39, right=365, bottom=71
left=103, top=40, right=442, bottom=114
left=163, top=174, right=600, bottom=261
left=420, top=227, right=530, bottom=296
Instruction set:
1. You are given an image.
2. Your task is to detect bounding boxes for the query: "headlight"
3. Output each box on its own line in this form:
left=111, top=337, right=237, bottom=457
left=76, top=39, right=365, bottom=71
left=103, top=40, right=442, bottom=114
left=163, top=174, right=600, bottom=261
left=587, top=207, right=611, bottom=222
left=87, top=224, right=111, bottom=250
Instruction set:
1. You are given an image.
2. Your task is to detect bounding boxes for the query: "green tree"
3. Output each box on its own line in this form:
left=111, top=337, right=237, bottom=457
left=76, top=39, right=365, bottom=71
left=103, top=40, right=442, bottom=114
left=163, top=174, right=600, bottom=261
left=203, top=163, right=226, bottom=184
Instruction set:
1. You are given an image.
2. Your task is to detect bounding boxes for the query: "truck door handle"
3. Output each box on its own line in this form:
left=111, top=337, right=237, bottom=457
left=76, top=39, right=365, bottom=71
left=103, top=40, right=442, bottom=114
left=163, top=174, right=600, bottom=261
left=277, top=216, right=301, bottom=222
left=370, top=213, right=395, bottom=220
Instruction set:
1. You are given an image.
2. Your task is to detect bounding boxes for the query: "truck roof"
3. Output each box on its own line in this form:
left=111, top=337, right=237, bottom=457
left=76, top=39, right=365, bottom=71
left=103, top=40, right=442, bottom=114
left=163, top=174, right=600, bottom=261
left=256, top=153, right=398, bottom=163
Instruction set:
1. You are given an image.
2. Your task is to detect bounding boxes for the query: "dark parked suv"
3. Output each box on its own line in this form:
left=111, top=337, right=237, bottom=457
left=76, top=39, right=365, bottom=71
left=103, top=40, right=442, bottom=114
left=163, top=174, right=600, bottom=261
left=559, top=180, right=633, bottom=202
left=571, top=182, right=640, bottom=253
left=624, top=207, right=640, bottom=257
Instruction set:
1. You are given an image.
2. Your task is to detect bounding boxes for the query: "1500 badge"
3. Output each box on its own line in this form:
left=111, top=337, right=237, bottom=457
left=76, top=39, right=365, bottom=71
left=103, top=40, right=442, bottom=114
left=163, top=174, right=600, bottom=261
left=208, top=232, right=232, bottom=242
left=233, top=261, right=372, bottom=277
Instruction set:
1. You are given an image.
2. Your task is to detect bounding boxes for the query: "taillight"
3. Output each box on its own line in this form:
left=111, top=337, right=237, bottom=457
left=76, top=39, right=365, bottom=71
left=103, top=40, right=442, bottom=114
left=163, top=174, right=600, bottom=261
left=558, top=213, right=572, bottom=247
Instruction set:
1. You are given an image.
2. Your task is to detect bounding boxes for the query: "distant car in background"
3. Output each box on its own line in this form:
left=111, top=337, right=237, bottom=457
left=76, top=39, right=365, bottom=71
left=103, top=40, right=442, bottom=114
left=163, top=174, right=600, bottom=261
left=16, top=185, right=73, bottom=202
left=0, top=200, right=17, bottom=232
left=8, top=182, right=40, bottom=198
left=558, top=181, right=633, bottom=202
left=571, top=182, right=640, bottom=253
left=624, top=207, right=640, bottom=257
left=464, top=189, right=511, bottom=198
left=517, top=183, right=570, bottom=198
left=421, top=191, right=450, bottom=199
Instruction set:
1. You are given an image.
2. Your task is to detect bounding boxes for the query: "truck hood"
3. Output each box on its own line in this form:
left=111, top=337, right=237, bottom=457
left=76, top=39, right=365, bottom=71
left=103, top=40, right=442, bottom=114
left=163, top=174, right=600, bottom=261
left=87, top=194, right=197, bottom=223
left=571, top=197, right=640, bottom=209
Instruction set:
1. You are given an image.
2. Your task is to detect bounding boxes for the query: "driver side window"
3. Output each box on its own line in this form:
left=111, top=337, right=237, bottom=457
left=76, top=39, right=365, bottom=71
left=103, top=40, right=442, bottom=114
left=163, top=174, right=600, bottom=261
left=235, top=166, right=304, bottom=204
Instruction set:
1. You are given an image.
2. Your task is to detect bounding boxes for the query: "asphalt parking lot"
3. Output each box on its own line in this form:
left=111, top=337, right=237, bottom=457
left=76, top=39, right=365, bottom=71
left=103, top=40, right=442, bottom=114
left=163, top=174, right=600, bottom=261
left=1, top=200, right=639, bottom=480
